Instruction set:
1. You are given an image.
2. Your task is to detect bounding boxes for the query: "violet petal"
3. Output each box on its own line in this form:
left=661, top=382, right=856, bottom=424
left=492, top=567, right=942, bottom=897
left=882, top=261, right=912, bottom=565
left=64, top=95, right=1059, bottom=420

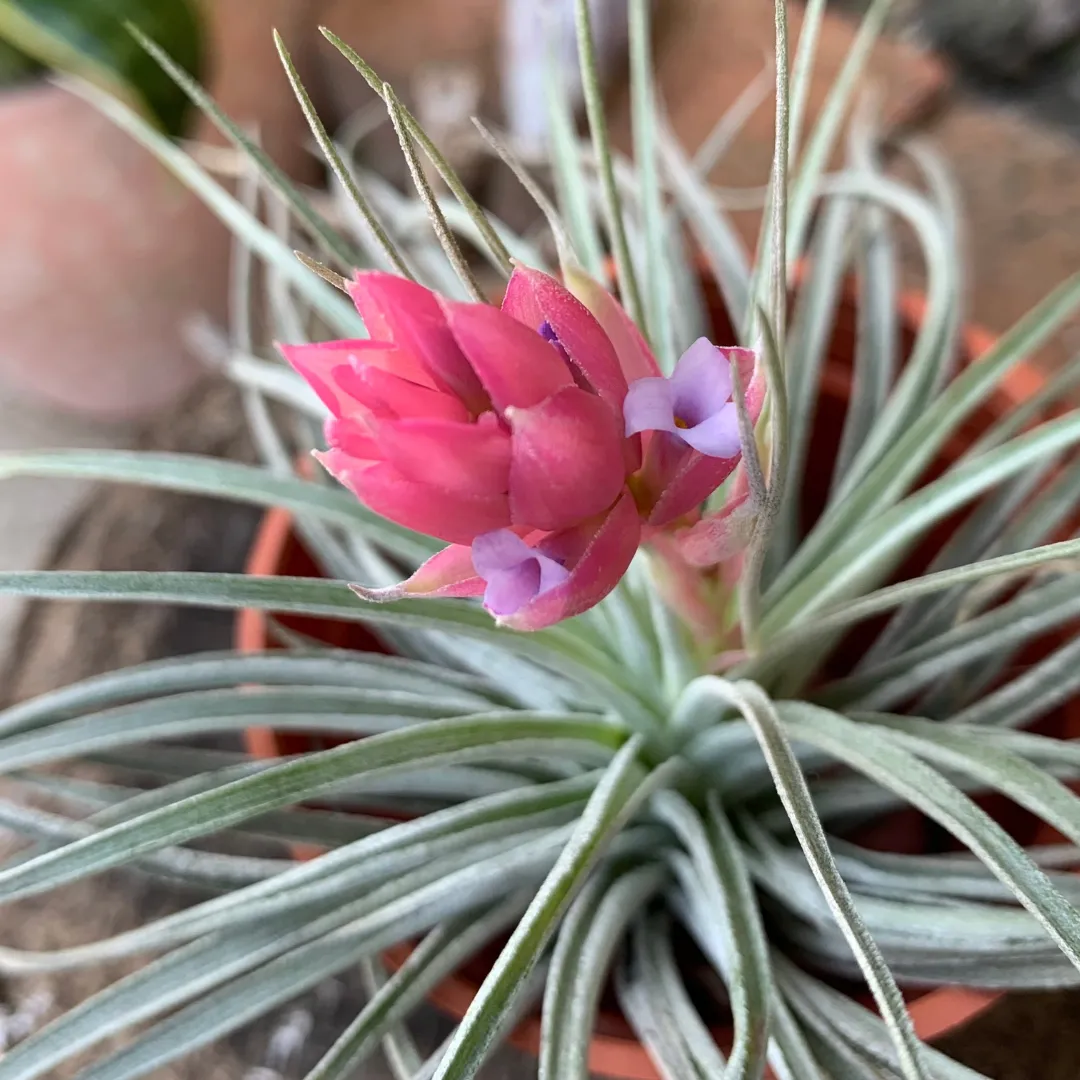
left=483, top=562, right=542, bottom=616
left=538, top=320, right=561, bottom=347
left=670, top=338, right=733, bottom=425
left=471, top=529, right=571, bottom=616
left=623, top=338, right=744, bottom=458
left=537, top=554, right=572, bottom=595
left=676, top=402, right=742, bottom=458
left=539, top=319, right=591, bottom=393
left=471, top=529, right=534, bottom=574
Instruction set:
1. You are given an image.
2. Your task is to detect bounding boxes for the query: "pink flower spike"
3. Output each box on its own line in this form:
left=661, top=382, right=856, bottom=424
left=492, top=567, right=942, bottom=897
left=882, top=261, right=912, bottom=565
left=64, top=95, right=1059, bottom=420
left=471, top=529, right=571, bottom=617
left=279, top=340, right=398, bottom=417
left=284, top=270, right=658, bottom=582
left=498, top=492, right=641, bottom=631
left=507, top=386, right=627, bottom=531
left=324, top=416, right=378, bottom=461
left=672, top=489, right=757, bottom=568
left=375, top=414, right=511, bottom=498
left=356, top=498, right=643, bottom=631
left=647, top=533, right=723, bottom=641
left=624, top=338, right=741, bottom=458
left=335, top=364, right=469, bottom=423
left=352, top=543, right=484, bottom=603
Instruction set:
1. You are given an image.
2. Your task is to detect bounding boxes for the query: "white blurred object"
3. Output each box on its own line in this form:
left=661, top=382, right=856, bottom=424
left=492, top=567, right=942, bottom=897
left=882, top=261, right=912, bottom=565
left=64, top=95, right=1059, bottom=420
left=412, top=65, right=485, bottom=143
left=411, top=62, right=486, bottom=189
left=0, top=990, right=53, bottom=1052
left=502, top=0, right=630, bottom=158
left=266, top=1006, right=314, bottom=1071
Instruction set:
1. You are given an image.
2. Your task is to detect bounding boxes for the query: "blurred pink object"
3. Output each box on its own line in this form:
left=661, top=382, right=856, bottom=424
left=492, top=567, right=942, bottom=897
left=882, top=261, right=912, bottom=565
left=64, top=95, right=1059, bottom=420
left=0, top=83, right=226, bottom=419
left=0, top=0, right=312, bottom=421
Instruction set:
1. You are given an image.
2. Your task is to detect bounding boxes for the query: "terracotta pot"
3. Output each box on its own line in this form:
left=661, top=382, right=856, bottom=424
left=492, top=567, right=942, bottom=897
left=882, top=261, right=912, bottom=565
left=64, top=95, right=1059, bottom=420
left=0, top=79, right=224, bottom=419
left=236, top=288, right=1079, bottom=1077
left=0, top=0, right=312, bottom=422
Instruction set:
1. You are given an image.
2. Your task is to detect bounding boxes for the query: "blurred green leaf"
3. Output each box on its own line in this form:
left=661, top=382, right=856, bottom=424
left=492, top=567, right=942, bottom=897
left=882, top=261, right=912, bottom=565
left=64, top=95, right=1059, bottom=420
left=0, top=33, right=38, bottom=81
left=0, top=0, right=203, bottom=136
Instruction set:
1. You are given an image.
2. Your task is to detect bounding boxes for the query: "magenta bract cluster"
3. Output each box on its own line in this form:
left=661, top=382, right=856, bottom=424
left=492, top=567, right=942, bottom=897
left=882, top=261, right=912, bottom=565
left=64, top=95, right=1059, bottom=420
left=281, top=265, right=763, bottom=630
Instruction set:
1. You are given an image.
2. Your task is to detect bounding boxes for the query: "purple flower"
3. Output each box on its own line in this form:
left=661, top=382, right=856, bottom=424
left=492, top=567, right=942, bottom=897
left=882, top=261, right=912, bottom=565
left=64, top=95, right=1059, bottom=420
left=537, top=319, right=563, bottom=350
left=471, top=529, right=571, bottom=617
left=622, top=338, right=744, bottom=458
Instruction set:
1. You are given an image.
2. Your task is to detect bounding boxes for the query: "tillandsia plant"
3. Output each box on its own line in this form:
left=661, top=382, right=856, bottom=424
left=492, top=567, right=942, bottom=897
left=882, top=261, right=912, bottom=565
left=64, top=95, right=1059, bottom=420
left=1, top=0, right=1080, bottom=1078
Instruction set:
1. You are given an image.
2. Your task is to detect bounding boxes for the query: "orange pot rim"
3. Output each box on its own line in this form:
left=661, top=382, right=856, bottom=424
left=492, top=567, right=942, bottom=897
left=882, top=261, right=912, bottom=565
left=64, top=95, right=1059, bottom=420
left=234, top=289, right=1059, bottom=1078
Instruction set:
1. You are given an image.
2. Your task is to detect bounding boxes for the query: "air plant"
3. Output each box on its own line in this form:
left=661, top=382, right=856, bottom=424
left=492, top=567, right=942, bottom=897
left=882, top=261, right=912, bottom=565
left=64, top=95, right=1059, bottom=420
left=0, top=1, right=1078, bottom=1079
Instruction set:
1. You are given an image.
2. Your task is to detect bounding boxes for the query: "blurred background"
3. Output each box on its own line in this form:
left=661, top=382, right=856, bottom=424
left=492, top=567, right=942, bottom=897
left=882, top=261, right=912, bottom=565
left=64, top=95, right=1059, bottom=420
left=0, top=1, right=1079, bottom=1076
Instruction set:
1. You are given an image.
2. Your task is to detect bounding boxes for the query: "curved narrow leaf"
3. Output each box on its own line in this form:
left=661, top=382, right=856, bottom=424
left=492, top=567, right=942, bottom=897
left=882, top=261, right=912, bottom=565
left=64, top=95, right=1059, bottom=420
left=948, top=632, right=1080, bottom=729
left=0, top=687, right=498, bottom=773
left=785, top=0, right=891, bottom=263
left=430, top=738, right=674, bottom=1080
left=0, top=714, right=623, bottom=904
left=768, top=267, right=1080, bottom=607
left=653, top=790, right=772, bottom=1080
left=696, top=680, right=928, bottom=1080
left=757, top=530, right=1080, bottom=665
left=541, top=863, right=666, bottom=1080
left=776, top=701, right=1080, bottom=974
left=319, top=27, right=512, bottom=277
left=66, top=78, right=363, bottom=335
left=616, top=913, right=730, bottom=1079
left=777, top=957, right=991, bottom=1080
left=306, top=896, right=528, bottom=1080
left=131, top=24, right=363, bottom=269
left=0, top=797, right=286, bottom=892
left=3, top=832, right=563, bottom=1080
left=0, top=450, right=436, bottom=563
left=820, top=574, right=1080, bottom=710
left=574, top=0, right=643, bottom=331
left=0, top=775, right=596, bottom=976
left=273, top=30, right=412, bottom=279
left=864, top=715, right=1080, bottom=847
left=0, top=570, right=655, bottom=729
